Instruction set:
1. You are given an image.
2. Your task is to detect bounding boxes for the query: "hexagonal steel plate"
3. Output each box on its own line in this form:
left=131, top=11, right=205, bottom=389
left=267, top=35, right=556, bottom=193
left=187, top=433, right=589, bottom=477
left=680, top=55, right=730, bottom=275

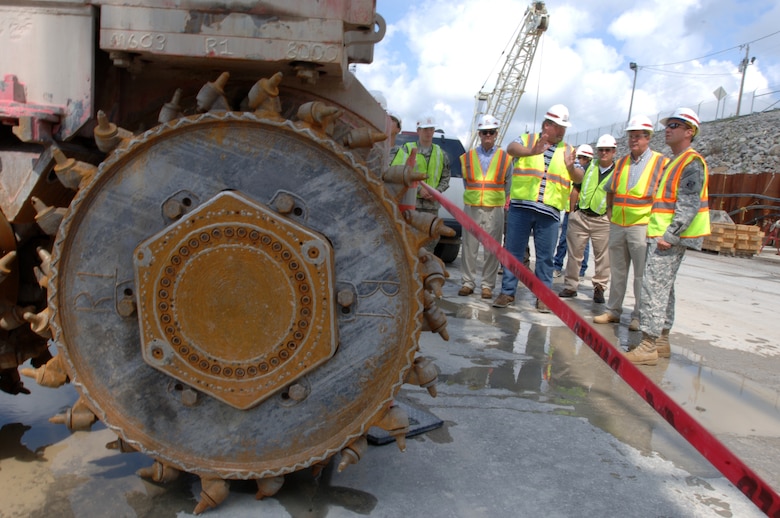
left=134, top=191, right=337, bottom=410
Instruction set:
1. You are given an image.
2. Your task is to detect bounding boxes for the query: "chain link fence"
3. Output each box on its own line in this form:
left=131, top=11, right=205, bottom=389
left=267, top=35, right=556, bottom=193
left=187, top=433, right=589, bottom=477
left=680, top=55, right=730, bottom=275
left=567, top=85, right=780, bottom=146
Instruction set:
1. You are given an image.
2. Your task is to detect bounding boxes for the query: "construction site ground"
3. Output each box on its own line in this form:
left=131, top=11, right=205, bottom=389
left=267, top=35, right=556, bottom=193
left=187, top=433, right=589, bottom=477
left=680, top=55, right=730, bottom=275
left=1, top=247, right=779, bottom=517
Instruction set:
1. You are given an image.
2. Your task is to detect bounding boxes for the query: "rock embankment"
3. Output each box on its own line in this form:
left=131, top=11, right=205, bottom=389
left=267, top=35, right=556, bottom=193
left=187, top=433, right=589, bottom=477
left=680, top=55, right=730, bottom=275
left=614, top=108, right=780, bottom=175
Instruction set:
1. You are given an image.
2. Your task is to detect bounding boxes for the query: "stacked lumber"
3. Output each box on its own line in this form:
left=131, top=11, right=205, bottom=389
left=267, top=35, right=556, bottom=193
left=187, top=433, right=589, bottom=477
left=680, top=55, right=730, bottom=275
left=702, top=222, right=763, bottom=256
left=733, top=224, right=763, bottom=256
left=703, top=222, right=736, bottom=255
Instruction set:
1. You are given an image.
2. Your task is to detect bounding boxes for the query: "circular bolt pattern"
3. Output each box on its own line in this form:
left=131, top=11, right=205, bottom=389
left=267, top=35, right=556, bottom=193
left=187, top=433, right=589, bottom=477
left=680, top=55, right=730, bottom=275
left=134, top=191, right=337, bottom=410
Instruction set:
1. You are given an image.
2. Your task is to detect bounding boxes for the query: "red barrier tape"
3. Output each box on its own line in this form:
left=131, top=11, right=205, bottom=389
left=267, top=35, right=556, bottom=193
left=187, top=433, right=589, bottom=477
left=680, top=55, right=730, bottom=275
left=422, top=183, right=780, bottom=517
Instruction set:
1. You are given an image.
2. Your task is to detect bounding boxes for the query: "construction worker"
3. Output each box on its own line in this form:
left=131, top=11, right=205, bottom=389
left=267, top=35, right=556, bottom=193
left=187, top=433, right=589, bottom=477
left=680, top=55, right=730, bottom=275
left=627, top=108, right=710, bottom=365
left=388, top=111, right=402, bottom=161
left=458, top=115, right=512, bottom=299
left=558, top=134, right=617, bottom=303
left=492, top=104, right=583, bottom=313
left=554, top=144, right=593, bottom=278
left=593, top=115, right=667, bottom=330
left=390, top=113, right=451, bottom=252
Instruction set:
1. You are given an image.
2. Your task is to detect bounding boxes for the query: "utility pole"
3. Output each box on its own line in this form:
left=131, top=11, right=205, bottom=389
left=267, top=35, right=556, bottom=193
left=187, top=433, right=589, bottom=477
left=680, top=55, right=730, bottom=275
left=627, top=62, right=638, bottom=123
left=736, top=45, right=755, bottom=117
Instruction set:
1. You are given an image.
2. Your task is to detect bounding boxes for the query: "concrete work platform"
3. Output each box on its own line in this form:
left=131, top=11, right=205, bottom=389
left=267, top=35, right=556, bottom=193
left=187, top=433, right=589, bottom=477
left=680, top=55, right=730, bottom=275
left=1, top=248, right=779, bottom=517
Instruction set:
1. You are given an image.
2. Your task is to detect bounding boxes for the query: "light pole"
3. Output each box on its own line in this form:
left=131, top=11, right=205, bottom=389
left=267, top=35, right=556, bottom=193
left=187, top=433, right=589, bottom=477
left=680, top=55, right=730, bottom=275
left=627, top=62, right=638, bottom=123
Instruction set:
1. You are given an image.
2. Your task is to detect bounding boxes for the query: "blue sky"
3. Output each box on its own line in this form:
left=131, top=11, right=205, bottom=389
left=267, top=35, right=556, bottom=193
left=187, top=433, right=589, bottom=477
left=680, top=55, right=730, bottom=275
left=357, top=0, right=780, bottom=146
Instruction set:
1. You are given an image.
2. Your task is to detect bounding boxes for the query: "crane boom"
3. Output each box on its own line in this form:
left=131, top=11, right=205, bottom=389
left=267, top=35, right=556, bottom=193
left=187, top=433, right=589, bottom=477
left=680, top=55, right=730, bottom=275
left=469, top=2, right=548, bottom=149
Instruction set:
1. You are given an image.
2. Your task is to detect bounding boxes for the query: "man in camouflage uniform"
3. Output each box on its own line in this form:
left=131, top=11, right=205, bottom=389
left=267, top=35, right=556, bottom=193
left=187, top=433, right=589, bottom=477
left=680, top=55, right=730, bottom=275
left=626, top=108, right=710, bottom=365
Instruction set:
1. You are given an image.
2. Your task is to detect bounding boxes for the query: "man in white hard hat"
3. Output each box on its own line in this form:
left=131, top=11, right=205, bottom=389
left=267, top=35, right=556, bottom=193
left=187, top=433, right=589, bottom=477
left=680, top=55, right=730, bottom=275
left=493, top=104, right=583, bottom=313
left=558, top=134, right=616, bottom=303
left=626, top=108, right=710, bottom=365
left=458, top=115, right=512, bottom=299
left=554, top=144, right=593, bottom=279
left=388, top=111, right=402, bottom=162
left=390, top=113, right=451, bottom=252
left=593, top=115, right=667, bottom=330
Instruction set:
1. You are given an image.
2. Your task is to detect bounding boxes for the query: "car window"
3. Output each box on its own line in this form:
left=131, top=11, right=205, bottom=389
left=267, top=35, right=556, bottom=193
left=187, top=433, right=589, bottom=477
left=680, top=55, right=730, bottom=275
left=395, top=132, right=466, bottom=178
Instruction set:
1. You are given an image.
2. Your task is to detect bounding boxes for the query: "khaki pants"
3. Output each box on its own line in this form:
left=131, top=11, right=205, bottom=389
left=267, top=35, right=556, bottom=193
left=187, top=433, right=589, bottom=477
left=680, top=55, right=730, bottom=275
left=605, top=223, right=648, bottom=320
left=563, top=210, right=610, bottom=291
left=461, top=205, right=504, bottom=290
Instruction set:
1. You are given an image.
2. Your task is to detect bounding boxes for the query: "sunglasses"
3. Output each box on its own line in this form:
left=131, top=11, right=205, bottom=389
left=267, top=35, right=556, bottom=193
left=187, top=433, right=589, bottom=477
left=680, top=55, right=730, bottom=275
left=666, top=122, right=689, bottom=129
left=597, top=148, right=614, bottom=153
left=479, top=130, right=497, bottom=136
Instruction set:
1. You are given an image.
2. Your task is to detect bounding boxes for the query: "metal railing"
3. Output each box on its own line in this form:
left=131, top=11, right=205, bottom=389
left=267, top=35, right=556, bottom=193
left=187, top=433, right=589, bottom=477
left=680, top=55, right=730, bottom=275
left=567, top=85, right=780, bottom=146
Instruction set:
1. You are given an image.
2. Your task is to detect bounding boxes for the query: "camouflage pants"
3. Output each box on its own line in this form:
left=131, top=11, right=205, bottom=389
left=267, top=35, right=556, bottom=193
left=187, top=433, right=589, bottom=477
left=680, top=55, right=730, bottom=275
left=639, top=240, right=686, bottom=338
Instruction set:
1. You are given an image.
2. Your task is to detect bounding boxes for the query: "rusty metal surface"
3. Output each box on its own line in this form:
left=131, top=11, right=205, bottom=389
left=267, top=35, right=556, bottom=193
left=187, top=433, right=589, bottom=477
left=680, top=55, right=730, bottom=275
left=135, top=191, right=338, bottom=410
left=709, top=172, right=780, bottom=225
left=49, top=112, right=423, bottom=479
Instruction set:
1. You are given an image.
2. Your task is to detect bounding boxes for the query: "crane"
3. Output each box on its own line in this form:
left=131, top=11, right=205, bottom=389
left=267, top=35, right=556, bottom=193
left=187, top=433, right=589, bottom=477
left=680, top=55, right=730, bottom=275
left=468, top=1, right=549, bottom=149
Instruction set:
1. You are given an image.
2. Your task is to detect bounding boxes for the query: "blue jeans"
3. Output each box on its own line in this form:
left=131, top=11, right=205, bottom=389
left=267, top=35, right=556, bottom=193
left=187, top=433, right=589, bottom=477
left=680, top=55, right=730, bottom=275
left=554, top=212, right=589, bottom=275
left=501, top=205, right=559, bottom=295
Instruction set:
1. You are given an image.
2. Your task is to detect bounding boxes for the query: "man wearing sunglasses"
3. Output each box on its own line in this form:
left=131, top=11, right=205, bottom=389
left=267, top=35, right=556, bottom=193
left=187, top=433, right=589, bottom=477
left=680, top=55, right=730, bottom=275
left=458, top=115, right=512, bottom=299
left=492, top=104, right=582, bottom=312
left=558, top=134, right=617, bottom=304
left=593, top=115, right=667, bottom=331
left=626, top=108, right=710, bottom=365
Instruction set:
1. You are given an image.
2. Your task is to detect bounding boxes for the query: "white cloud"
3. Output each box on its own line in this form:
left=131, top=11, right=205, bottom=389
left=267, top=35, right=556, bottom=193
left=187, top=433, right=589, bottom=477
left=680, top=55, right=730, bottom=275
left=363, top=0, right=780, bottom=146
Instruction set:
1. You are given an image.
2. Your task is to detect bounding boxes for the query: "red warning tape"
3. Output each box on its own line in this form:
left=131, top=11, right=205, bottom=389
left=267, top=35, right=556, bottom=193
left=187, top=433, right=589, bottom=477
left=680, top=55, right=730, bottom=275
left=422, top=183, right=780, bottom=517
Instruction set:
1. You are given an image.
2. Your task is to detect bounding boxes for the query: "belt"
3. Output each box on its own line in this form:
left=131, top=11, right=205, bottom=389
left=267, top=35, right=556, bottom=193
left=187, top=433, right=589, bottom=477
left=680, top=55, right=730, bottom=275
left=579, top=208, right=605, bottom=217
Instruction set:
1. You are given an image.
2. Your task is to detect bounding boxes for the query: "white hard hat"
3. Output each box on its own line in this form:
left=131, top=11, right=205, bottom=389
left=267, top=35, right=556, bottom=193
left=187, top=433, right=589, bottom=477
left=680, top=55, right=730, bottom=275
left=625, top=115, right=654, bottom=134
left=596, top=134, right=617, bottom=148
left=660, top=107, right=700, bottom=136
left=416, top=114, right=436, bottom=129
left=477, top=114, right=500, bottom=130
left=388, top=111, right=402, bottom=127
left=370, top=90, right=387, bottom=110
left=576, top=144, right=594, bottom=159
left=544, top=104, right=571, bottom=128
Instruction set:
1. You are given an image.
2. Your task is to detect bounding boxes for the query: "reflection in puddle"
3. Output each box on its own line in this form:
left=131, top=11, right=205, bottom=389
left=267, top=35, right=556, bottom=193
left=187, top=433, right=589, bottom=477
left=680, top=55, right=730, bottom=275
left=438, top=309, right=780, bottom=483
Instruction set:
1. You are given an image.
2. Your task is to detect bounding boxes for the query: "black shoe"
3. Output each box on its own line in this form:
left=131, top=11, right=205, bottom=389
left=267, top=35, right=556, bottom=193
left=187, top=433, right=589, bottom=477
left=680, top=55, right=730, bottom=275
left=593, top=286, right=605, bottom=304
left=558, top=289, right=577, bottom=298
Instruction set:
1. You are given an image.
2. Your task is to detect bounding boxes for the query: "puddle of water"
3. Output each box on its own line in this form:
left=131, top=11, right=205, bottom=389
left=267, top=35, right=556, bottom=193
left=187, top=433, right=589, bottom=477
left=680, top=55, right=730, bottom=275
left=436, top=304, right=780, bottom=487
left=663, top=359, right=780, bottom=436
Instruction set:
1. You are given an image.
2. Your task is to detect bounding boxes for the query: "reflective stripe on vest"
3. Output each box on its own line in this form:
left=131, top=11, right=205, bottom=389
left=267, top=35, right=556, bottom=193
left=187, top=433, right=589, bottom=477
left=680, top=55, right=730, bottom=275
left=460, top=148, right=510, bottom=207
left=578, top=162, right=612, bottom=215
left=509, top=133, right=573, bottom=211
left=610, top=151, right=667, bottom=226
left=390, top=142, right=445, bottom=197
left=647, top=149, right=710, bottom=238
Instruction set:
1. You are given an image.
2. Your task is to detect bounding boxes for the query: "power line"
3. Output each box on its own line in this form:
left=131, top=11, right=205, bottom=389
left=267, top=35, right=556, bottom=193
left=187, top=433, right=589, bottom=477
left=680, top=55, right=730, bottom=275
left=641, top=66, right=735, bottom=78
left=642, top=29, right=780, bottom=68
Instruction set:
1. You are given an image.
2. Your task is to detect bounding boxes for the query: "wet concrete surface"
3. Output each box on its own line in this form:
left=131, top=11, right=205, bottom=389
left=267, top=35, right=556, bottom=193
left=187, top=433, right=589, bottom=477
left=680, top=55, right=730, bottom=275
left=1, top=249, right=779, bottom=517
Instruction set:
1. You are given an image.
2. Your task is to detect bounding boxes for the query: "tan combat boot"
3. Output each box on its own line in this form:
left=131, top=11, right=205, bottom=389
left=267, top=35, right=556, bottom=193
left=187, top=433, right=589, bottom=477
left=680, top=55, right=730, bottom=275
left=625, top=333, right=658, bottom=366
left=656, top=329, right=671, bottom=358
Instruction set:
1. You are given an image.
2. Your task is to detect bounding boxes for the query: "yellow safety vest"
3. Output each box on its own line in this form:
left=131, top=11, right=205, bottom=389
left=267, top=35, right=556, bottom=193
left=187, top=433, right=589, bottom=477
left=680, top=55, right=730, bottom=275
left=647, top=149, right=710, bottom=238
left=609, top=151, right=667, bottom=226
left=509, top=134, right=573, bottom=211
left=390, top=142, right=445, bottom=197
left=460, top=148, right=511, bottom=207
left=578, top=162, right=612, bottom=215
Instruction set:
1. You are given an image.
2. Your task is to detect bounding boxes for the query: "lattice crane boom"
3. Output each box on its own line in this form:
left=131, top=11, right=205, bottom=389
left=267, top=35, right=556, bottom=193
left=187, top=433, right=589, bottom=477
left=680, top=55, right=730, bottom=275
left=469, top=2, right=548, bottom=149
